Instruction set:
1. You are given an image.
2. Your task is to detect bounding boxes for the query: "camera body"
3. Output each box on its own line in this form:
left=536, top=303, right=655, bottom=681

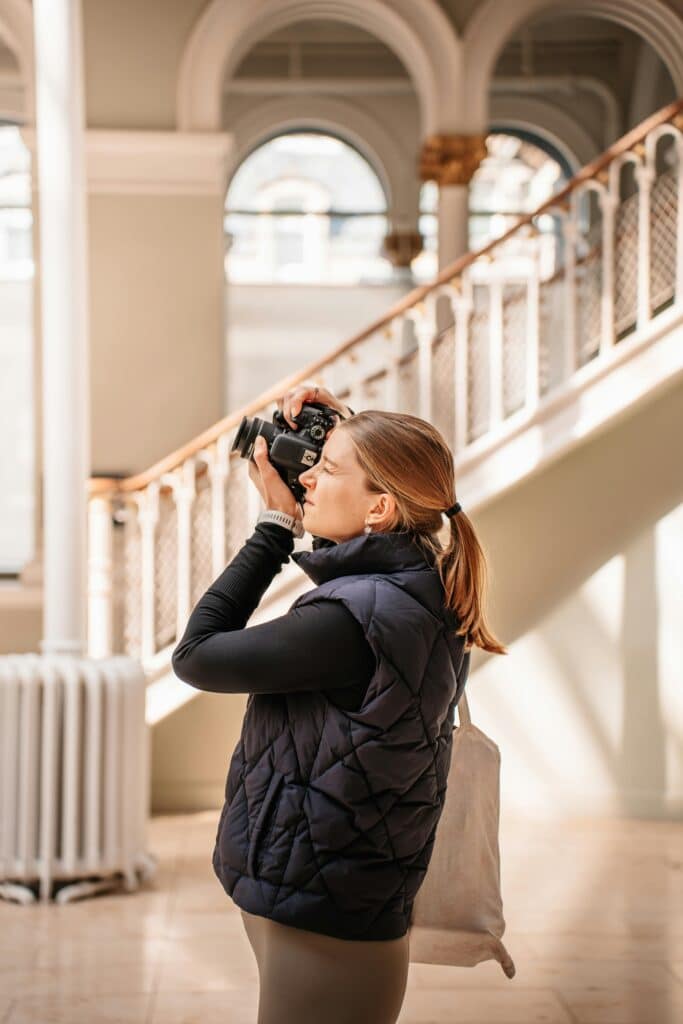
left=231, top=401, right=343, bottom=503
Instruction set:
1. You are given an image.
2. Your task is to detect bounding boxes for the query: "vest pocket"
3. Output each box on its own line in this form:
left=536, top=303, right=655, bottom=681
left=247, top=769, right=285, bottom=878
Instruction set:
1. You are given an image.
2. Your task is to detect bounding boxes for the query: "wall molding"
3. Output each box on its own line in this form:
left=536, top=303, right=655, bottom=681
left=19, top=130, right=234, bottom=195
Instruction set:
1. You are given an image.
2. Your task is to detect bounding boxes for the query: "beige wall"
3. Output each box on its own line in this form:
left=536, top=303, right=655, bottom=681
left=83, top=0, right=207, bottom=130
left=88, top=193, right=225, bottom=474
left=226, top=281, right=414, bottom=413
left=151, top=376, right=683, bottom=817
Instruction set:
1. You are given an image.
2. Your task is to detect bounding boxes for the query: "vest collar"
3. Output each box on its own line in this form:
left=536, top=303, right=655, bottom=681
left=291, top=529, right=434, bottom=586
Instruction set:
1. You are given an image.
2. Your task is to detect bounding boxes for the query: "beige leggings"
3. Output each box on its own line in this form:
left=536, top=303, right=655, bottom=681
left=241, top=909, right=410, bottom=1024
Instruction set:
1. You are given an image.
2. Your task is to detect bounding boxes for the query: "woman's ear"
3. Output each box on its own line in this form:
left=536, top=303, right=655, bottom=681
left=368, top=493, right=397, bottom=530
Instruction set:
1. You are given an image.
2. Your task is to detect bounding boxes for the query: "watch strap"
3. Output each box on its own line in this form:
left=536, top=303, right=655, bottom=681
left=256, top=508, right=304, bottom=539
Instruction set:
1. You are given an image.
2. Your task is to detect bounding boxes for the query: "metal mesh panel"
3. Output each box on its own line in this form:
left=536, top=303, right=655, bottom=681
left=538, top=272, right=566, bottom=396
left=122, top=503, right=142, bottom=659
left=154, top=490, right=177, bottom=652
left=431, top=326, right=455, bottom=445
left=576, top=216, right=603, bottom=366
left=467, top=285, right=489, bottom=443
left=225, top=457, right=249, bottom=562
left=398, top=347, right=419, bottom=415
left=614, top=190, right=639, bottom=339
left=502, top=283, right=528, bottom=417
left=190, top=479, right=213, bottom=607
left=651, top=165, right=678, bottom=313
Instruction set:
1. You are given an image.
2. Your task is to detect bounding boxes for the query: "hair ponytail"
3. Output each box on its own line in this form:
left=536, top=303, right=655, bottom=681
left=340, top=410, right=508, bottom=657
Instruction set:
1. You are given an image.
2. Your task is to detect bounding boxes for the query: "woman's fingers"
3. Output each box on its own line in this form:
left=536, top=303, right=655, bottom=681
left=280, top=382, right=348, bottom=429
left=251, top=437, right=297, bottom=516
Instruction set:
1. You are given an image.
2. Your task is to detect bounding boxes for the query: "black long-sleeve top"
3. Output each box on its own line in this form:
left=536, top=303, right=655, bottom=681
left=171, top=523, right=376, bottom=711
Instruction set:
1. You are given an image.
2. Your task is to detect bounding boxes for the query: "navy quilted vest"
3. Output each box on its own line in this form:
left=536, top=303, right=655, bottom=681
left=212, top=529, right=471, bottom=941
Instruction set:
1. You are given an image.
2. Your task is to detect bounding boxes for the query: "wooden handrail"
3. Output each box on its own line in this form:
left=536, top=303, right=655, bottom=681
left=88, top=99, right=683, bottom=498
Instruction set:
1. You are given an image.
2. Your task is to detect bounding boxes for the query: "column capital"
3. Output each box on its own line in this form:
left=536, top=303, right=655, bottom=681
left=381, top=230, right=423, bottom=268
left=419, top=133, right=488, bottom=186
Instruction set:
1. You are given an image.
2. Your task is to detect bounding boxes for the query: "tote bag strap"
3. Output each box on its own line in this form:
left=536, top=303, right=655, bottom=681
left=456, top=691, right=471, bottom=726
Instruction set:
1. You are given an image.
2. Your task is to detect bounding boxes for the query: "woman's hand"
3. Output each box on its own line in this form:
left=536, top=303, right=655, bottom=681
left=248, top=436, right=302, bottom=520
left=277, top=382, right=353, bottom=431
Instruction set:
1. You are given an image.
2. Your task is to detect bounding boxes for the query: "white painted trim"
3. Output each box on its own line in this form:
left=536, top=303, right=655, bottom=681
left=225, top=77, right=415, bottom=95
left=0, top=0, right=34, bottom=123
left=224, top=95, right=419, bottom=225
left=19, top=129, right=234, bottom=195
left=176, top=0, right=463, bottom=136
left=463, top=0, right=683, bottom=131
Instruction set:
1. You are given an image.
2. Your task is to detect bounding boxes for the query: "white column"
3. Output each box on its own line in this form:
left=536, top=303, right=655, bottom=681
left=437, top=185, right=470, bottom=270
left=33, top=0, right=90, bottom=656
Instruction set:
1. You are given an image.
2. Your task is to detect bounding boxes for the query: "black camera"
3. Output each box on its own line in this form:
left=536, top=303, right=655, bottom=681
left=231, top=401, right=343, bottom=504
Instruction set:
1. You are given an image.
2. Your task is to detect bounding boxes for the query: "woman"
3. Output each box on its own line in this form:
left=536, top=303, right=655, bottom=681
left=171, top=383, right=507, bottom=1024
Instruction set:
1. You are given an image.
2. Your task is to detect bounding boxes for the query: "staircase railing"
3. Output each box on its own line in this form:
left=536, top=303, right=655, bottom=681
left=86, top=100, right=683, bottom=667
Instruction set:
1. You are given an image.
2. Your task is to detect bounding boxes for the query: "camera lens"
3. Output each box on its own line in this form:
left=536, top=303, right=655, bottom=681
left=231, top=416, right=276, bottom=458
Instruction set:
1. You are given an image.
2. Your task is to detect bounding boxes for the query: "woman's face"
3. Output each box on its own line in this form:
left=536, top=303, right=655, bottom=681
left=298, top=427, right=396, bottom=544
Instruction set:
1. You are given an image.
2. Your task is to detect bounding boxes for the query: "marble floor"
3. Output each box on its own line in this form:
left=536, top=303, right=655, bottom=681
left=0, top=811, right=682, bottom=1024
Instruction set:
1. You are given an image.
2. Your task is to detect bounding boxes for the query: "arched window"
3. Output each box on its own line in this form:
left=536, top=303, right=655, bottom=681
left=0, top=124, right=34, bottom=573
left=225, top=132, right=391, bottom=284
left=413, top=130, right=570, bottom=281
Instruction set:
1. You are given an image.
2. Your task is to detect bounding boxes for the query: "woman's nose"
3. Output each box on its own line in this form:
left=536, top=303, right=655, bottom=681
left=298, top=465, right=316, bottom=488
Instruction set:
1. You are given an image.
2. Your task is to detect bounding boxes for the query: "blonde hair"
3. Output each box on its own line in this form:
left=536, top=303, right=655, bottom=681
left=339, top=410, right=507, bottom=656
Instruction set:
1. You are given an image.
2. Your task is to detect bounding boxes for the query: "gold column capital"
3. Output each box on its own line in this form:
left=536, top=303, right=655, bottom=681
left=418, top=133, right=488, bottom=186
left=381, top=230, right=423, bottom=268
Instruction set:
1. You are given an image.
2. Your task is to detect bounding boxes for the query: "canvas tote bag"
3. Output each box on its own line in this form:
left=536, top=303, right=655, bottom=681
left=408, top=691, right=516, bottom=978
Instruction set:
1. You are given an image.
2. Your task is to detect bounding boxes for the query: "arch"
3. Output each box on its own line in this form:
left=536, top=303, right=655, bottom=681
left=463, top=0, right=683, bottom=132
left=177, top=0, right=462, bottom=137
left=0, top=0, right=34, bottom=123
left=489, top=95, right=598, bottom=171
left=224, top=96, right=419, bottom=229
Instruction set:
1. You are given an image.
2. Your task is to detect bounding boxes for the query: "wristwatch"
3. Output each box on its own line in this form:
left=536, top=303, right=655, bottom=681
left=256, top=508, right=305, bottom=539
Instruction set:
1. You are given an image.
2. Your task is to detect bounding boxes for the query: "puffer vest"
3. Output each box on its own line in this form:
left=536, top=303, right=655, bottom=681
left=212, top=529, right=471, bottom=941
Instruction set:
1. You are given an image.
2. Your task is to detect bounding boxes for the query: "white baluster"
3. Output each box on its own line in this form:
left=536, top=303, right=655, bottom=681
left=525, top=251, right=541, bottom=415
left=87, top=494, right=114, bottom=658
left=205, top=435, right=231, bottom=575
left=635, top=161, right=655, bottom=329
left=599, top=181, right=618, bottom=355
left=488, top=279, right=504, bottom=430
left=450, top=274, right=472, bottom=455
left=407, top=296, right=437, bottom=422
left=162, top=459, right=196, bottom=640
left=644, top=123, right=683, bottom=304
left=344, top=351, right=363, bottom=413
left=247, top=457, right=263, bottom=529
left=134, top=481, right=159, bottom=662
left=383, top=317, right=410, bottom=413
left=562, top=211, right=578, bottom=380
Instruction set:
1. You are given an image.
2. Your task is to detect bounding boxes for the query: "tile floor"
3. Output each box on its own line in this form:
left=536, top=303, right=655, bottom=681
left=0, top=811, right=682, bottom=1023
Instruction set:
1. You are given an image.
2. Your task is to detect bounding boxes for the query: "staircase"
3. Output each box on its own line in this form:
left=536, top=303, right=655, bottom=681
left=83, top=102, right=683, bottom=808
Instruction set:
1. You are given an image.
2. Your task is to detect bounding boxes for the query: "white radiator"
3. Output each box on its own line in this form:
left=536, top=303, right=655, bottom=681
left=0, top=654, right=155, bottom=904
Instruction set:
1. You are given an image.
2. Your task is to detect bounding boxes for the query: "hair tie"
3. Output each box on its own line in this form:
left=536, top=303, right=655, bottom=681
left=444, top=502, right=462, bottom=518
